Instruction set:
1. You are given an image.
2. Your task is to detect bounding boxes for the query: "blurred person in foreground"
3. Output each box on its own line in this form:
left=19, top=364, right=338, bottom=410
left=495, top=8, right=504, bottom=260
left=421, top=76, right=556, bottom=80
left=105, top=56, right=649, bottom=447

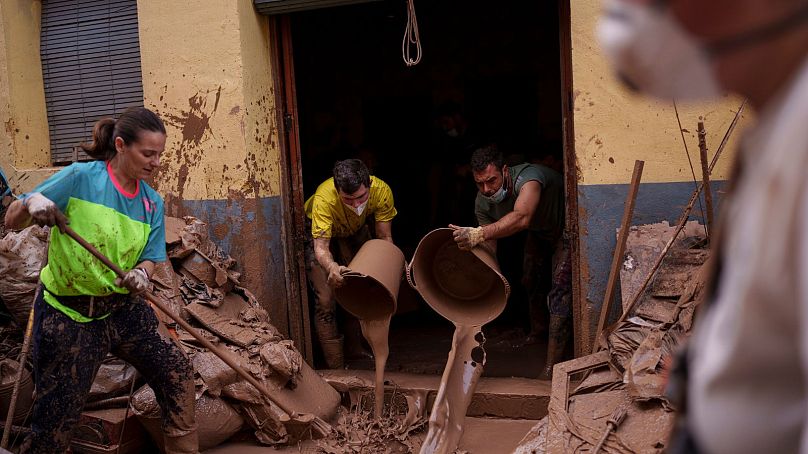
left=598, top=0, right=808, bottom=452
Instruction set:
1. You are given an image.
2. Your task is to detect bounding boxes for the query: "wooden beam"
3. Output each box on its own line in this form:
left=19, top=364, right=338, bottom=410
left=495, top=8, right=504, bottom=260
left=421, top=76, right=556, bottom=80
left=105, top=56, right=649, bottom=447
left=698, top=120, right=714, bottom=236
left=593, top=160, right=643, bottom=353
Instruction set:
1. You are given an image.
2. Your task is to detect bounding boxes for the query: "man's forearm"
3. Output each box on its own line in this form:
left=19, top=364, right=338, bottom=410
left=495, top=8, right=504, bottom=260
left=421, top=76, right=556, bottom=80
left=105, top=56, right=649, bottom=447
left=480, top=211, right=530, bottom=241
left=313, top=238, right=338, bottom=271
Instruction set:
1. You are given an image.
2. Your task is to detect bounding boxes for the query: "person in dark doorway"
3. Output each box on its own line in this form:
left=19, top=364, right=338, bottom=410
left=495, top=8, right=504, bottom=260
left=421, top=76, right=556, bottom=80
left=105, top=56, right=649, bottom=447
left=3, top=107, right=197, bottom=453
left=304, top=159, right=397, bottom=369
left=428, top=103, right=478, bottom=228
left=598, top=0, right=808, bottom=452
left=450, top=145, right=571, bottom=379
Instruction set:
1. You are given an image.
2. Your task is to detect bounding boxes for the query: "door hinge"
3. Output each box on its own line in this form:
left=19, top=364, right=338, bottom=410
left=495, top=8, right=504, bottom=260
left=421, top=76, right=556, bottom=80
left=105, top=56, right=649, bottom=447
left=283, top=112, right=294, bottom=132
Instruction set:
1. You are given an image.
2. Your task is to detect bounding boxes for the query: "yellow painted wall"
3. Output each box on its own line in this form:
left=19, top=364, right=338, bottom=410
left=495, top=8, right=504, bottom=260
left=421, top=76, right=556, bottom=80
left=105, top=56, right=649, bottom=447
left=138, top=0, right=281, bottom=203
left=571, top=0, right=751, bottom=186
left=0, top=0, right=57, bottom=193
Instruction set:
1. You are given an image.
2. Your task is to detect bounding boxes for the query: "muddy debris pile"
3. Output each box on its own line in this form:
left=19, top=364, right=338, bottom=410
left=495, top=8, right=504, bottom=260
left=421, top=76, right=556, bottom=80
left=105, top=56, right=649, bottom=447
left=0, top=216, right=340, bottom=452
left=133, top=216, right=339, bottom=450
left=316, top=401, right=426, bottom=453
left=529, top=222, right=709, bottom=454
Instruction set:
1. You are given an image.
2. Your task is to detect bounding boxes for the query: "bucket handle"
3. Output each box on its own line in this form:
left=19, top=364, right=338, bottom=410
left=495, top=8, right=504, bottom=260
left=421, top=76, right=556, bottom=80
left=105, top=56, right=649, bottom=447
left=405, top=261, right=417, bottom=289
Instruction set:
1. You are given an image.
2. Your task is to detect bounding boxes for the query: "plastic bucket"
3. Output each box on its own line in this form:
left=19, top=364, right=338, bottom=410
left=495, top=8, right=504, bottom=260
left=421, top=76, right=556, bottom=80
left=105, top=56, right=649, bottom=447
left=334, top=239, right=406, bottom=320
left=406, top=228, right=510, bottom=326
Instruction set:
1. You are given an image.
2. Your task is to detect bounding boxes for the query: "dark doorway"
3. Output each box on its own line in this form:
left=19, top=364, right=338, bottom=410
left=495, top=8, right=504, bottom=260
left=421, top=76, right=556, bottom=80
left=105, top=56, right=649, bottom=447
left=287, top=0, right=566, bottom=378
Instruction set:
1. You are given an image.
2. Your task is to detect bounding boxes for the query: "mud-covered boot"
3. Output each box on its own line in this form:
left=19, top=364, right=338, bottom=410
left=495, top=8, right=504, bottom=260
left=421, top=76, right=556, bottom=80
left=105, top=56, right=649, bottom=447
left=315, top=317, right=345, bottom=369
left=540, top=314, right=570, bottom=380
left=320, top=335, right=345, bottom=369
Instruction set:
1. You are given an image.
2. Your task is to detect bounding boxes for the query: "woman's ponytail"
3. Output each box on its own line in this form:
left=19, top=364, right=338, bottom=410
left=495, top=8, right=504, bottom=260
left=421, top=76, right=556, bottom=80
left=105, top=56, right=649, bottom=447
left=79, top=118, right=117, bottom=160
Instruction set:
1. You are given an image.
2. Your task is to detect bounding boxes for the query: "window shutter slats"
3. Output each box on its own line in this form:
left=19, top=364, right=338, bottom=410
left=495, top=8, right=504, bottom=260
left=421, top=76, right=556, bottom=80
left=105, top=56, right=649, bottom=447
left=41, top=0, right=144, bottom=165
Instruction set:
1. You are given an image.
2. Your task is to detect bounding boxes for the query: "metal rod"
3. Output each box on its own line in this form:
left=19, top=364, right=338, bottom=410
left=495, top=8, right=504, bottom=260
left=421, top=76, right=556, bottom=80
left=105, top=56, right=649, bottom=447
left=0, top=290, right=38, bottom=449
left=698, top=120, right=714, bottom=235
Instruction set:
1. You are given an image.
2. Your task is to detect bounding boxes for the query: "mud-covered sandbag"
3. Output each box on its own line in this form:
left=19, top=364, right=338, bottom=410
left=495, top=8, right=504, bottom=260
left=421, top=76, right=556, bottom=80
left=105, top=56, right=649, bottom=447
left=0, top=226, right=49, bottom=325
left=131, top=384, right=244, bottom=450
left=0, top=359, right=34, bottom=425
left=260, top=340, right=302, bottom=384
left=88, top=357, right=137, bottom=402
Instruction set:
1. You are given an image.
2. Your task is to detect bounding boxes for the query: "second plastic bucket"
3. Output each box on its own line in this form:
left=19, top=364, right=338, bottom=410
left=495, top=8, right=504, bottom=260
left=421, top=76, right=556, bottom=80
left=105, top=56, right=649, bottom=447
left=406, top=228, right=510, bottom=326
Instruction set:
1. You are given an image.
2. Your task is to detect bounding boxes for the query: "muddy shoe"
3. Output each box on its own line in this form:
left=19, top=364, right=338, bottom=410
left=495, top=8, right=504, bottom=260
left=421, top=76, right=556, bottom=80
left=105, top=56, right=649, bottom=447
left=321, top=336, right=345, bottom=369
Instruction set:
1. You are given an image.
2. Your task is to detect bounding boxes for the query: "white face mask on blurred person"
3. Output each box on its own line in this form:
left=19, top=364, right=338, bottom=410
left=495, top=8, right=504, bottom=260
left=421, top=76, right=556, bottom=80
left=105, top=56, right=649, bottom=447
left=597, top=0, right=722, bottom=101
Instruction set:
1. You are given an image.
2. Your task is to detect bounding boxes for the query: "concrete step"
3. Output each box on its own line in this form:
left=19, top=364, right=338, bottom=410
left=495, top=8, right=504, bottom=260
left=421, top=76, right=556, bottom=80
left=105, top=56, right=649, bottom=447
left=204, top=417, right=540, bottom=454
left=320, top=369, right=551, bottom=420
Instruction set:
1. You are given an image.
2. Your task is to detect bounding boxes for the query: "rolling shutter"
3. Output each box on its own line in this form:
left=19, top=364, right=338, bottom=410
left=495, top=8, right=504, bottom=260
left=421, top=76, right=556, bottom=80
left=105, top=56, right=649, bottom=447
left=254, top=0, right=381, bottom=15
left=40, top=0, right=144, bottom=165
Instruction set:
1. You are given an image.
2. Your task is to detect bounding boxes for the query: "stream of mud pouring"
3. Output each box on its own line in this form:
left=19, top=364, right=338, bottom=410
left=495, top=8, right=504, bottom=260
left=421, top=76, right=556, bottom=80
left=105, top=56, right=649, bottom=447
left=419, top=324, right=485, bottom=454
left=360, top=316, right=392, bottom=419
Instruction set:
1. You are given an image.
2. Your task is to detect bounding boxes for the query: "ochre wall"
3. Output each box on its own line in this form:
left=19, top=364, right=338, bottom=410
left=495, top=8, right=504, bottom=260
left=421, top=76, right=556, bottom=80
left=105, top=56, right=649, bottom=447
left=137, top=0, right=290, bottom=332
left=0, top=0, right=57, bottom=192
left=570, top=0, right=752, bottom=353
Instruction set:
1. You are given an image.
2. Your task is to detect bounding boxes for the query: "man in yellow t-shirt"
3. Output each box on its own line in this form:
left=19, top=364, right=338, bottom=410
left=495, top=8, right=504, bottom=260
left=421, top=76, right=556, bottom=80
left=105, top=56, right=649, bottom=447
left=304, top=159, right=397, bottom=368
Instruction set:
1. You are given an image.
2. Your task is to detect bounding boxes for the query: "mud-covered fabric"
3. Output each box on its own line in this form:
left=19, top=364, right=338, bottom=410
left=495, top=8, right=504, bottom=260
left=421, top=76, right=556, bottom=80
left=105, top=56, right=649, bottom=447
left=304, top=225, right=371, bottom=343
left=20, top=160, right=166, bottom=322
left=475, top=163, right=564, bottom=242
left=523, top=232, right=572, bottom=319
left=304, top=175, right=396, bottom=239
left=21, top=289, right=196, bottom=454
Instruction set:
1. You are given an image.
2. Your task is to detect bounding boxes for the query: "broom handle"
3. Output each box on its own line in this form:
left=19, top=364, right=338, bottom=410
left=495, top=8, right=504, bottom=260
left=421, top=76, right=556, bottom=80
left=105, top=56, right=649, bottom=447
left=0, top=293, right=37, bottom=449
left=60, top=225, right=298, bottom=418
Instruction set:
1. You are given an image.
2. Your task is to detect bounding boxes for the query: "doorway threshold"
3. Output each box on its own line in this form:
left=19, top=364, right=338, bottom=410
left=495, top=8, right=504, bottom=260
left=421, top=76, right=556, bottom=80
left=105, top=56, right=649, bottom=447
left=319, top=369, right=550, bottom=420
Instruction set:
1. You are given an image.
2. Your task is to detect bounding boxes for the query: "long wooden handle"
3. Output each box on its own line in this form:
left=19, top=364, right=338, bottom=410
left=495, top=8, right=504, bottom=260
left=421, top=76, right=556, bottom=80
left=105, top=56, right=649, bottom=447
left=60, top=225, right=298, bottom=417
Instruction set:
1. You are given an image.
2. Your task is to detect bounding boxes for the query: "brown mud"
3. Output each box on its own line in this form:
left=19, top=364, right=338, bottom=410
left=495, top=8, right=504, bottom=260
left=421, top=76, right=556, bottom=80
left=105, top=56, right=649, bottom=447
left=335, top=239, right=405, bottom=421
left=407, top=229, right=510, bottom=454
left=360, top=316, right=392, bottom=420
left=419, top=325, right=485, bottom=454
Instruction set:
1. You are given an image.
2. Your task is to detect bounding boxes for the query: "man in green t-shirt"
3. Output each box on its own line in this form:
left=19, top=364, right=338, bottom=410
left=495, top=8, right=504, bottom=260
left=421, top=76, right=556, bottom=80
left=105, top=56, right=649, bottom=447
left=450, top=145, right=572, bottom=379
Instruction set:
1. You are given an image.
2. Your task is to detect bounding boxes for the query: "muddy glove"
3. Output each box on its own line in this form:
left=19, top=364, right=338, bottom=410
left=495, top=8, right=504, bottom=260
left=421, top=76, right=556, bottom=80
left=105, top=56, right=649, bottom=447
left=115, top=268, right=151, bottom=295
left=327, top=263, right=349, bottom=288
left=449, top=225, right=485, bottom=251
left=23, top=193, right=61, bottom=227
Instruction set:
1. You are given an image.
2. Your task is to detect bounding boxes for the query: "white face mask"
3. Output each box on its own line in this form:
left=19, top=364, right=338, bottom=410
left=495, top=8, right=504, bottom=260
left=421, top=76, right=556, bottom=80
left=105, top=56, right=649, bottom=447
left=346, top=200, right=368, bottom=216
left=597, top=0, right=722, bottom=101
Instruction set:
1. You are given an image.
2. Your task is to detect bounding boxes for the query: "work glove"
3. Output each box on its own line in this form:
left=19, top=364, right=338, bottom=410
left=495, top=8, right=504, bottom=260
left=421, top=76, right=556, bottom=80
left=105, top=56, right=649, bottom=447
left=327, top=263, right=349, bottom=288
left=23, top=193, right=61, bottom=227
left=449, top=224, right=485, bottom=251
left=115, top=268, right=151, bottom=295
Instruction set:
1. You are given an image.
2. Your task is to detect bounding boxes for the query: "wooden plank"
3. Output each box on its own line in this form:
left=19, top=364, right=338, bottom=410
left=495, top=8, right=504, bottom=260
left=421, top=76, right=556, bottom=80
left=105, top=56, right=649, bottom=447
left=593, top=160, right=643, bottom=353
left=698, top=120, right=714, bottom=236
left=546, top=351, right=611, bottom=454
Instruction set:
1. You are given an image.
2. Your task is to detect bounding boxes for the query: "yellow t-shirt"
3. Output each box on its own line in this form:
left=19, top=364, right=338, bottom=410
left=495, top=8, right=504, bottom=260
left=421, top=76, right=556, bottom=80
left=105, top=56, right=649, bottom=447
left=305, top=176, right=397, bottom=239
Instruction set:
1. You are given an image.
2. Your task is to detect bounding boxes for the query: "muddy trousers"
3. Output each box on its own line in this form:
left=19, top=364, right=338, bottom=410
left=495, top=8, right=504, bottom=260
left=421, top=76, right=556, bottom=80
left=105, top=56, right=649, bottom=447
left=305, top=227, right=371, bottom=368
left=21, top=292, right=197, bottom=454
left=534, top=235, right=573, bottom=379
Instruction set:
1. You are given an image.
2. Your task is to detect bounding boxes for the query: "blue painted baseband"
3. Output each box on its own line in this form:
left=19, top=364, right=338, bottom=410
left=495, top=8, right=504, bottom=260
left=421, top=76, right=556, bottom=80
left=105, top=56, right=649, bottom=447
left=578, top=180, right=726, bottom=328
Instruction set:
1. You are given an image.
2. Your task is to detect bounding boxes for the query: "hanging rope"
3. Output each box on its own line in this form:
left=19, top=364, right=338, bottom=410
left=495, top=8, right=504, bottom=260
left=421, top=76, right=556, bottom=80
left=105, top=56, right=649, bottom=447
left=402, top=0, right=422, bottom=66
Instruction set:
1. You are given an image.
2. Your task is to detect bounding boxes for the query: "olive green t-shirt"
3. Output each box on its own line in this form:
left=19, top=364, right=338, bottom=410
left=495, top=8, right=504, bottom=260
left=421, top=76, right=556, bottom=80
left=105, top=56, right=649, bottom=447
left=474, top=163, right=564, bottom=241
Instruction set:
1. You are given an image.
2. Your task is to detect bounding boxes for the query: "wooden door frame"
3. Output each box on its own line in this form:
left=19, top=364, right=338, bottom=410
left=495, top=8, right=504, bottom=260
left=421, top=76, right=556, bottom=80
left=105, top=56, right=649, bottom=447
left=558, top=0, right=584, bottom=357
left=269, top=14, right=314, bottom=363
left=271, top=0, right=584, bottom=361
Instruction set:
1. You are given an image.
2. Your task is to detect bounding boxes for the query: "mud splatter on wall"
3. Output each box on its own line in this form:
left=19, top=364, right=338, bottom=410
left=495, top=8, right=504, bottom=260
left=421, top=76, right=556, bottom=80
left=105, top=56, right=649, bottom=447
left=137, top=0, right=288, bottom=331
left=0, top=0, right=55, bottom=192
